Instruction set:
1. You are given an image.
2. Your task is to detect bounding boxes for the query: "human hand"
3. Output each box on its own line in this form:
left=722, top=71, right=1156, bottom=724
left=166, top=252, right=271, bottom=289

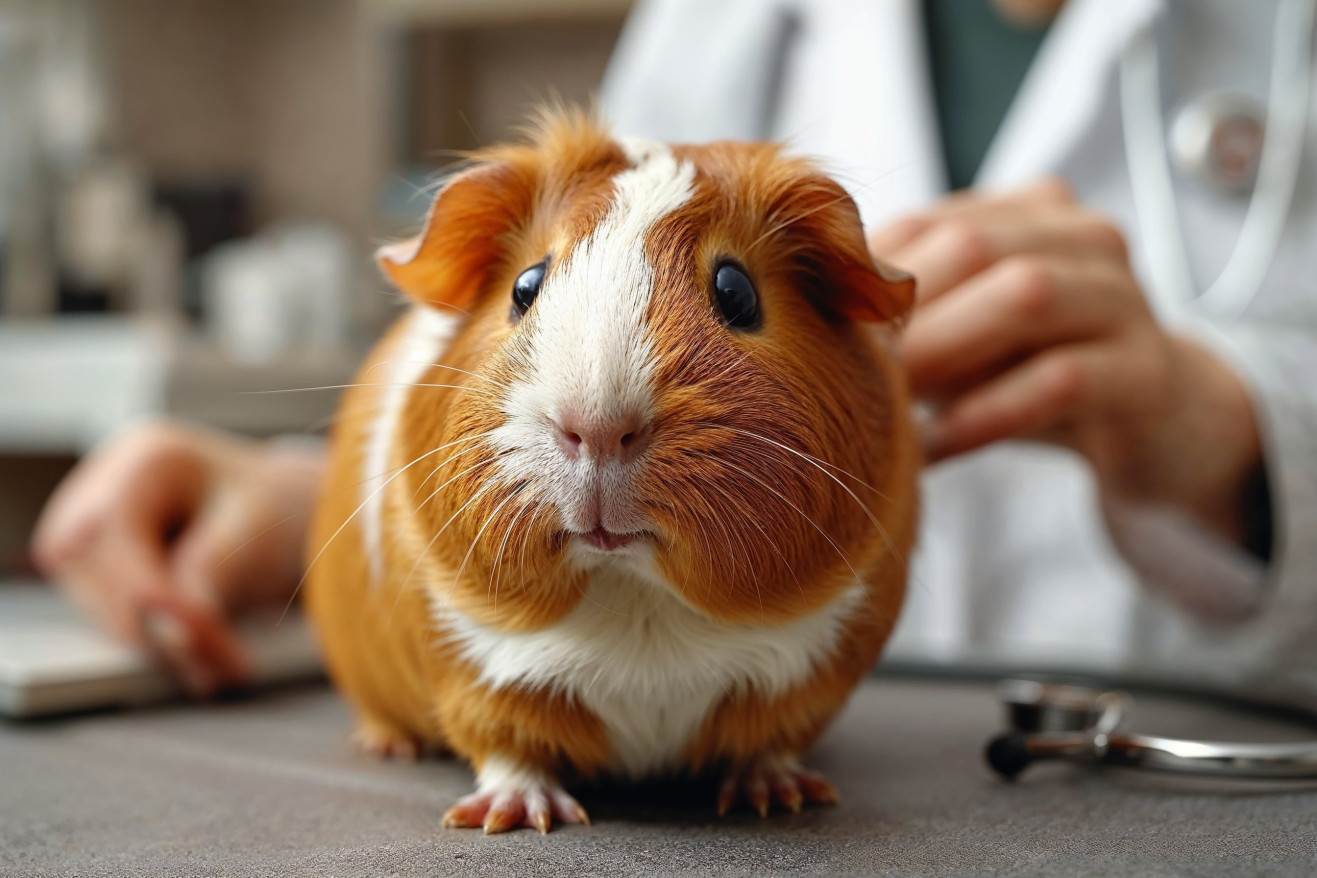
left=871, top=180, right=1263, bottom=546
left=32, top=421, right=325, bottom=695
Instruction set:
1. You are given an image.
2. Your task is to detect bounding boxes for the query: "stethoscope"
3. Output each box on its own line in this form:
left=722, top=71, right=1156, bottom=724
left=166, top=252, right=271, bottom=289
left=986, top=679, right=1317, bottom=780
left=1119, top=0, right=1315, bottom=319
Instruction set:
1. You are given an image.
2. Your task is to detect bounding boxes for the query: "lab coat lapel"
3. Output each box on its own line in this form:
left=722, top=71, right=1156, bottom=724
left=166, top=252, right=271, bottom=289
left=977, top=0, right=1163, bottom=188
left=776, top=0, right=943, bottom=226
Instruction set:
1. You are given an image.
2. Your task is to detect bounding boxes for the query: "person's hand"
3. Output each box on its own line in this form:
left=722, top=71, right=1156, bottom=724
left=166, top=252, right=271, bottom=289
left=32, top=421, right=325, bottom=696
left=871, top=180, right=1263, bottom=546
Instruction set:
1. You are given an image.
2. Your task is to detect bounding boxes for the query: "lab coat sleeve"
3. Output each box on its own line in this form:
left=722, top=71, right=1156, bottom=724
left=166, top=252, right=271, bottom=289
left=1202, top=319, right=1317, bottom=622
left=1104, top=313, right=1317, bottom=673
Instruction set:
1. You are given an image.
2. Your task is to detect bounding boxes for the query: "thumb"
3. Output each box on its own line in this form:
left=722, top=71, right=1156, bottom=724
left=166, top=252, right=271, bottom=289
left=166, top=503, right=256, bottom=688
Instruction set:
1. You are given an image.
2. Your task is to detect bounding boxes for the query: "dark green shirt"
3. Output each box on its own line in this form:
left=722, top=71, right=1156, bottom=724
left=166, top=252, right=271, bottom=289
left=923, top=0, right=1051, bottom=190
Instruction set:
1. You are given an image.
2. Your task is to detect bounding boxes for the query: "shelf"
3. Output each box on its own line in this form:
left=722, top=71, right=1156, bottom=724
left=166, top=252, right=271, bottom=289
left=0, top=317, right=362, bottom=454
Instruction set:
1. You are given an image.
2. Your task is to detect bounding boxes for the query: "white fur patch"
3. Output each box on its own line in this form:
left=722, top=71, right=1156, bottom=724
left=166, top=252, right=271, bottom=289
left=432, top=571, right=866, bottom=778
left=488, top=139, right=696, bottom=534
left=474, top=753, right=551, bottom=792
left=362, top=305, right=461, bottom=580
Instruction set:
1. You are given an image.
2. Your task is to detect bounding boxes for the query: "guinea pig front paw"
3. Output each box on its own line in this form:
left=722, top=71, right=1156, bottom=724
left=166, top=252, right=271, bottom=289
left=442, top=759, right=589, bottom=835
left=351, top=718, right=424, bottom=761
left=717, top=756, right=839, bottom=818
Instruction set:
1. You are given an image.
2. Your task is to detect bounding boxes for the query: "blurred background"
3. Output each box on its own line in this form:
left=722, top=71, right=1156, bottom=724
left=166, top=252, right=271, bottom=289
left=0, top=0, right=631, bottom=578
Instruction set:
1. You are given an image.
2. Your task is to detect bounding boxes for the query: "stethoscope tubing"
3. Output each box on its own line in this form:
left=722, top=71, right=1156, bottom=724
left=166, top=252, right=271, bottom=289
left=991, top=729, right=1317, bottom=779
left=1106, top=733, right=1317, bottom=778
left=1119, top=0, right=1316, bottom=320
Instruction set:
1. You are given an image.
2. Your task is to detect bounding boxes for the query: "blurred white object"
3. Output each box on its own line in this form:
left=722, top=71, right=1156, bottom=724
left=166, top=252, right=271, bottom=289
left=203, top=222, right=353, bottom=366
left=0, top=581, right=323, bottom=718
left=57, top=159, right=149, bottom=299
left=0, top=0, right=111, bottom=316
left=0, top=316, right=167, bottom=453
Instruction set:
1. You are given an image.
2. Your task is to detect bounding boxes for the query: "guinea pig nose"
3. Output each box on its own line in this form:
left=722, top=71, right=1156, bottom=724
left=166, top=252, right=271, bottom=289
left=553, top=411, right=651, bottom=462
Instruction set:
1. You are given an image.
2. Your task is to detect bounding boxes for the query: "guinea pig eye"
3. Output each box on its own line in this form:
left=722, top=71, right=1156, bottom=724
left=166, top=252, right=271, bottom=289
left=713, top=262, right=761, bottom=330
left=511, top=260, right=548, bottom=319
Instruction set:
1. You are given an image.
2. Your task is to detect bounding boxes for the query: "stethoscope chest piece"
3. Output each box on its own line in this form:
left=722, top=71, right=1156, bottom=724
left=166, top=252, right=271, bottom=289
left=1169, top=92, right=1268, bottom=195
left=986, top=679, right=1317, bottom=781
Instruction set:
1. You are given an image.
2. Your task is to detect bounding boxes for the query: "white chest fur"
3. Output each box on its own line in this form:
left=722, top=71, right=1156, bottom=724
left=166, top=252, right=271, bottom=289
left=430, top=567, right=865, bottom=778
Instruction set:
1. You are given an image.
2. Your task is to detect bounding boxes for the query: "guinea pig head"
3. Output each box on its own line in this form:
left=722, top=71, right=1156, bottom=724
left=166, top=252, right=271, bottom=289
left=379, top=113, right=915, bottom=629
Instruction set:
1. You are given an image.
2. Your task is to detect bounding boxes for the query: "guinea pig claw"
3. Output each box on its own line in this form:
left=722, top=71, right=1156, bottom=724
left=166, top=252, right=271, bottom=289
left=748, top=775, right=771, bottom=818
left=718, top=759, right=839, bottom=818
left=442, top=782, right=589, bottom=834
left=771, top=773, right=804, bottom=815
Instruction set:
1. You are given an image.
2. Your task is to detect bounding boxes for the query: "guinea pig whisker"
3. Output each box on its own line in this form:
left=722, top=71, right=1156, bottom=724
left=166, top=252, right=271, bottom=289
left=697, top=455, right=809, bottom=608
left=732, top=423, right=906, bottom=571
left=698, top=422, right=886, bottom=497
left=455, top=482, right=529, bottom=600
left=395, top=467, right=506, bottom=601
left=365, top=360, right=503, bottom=390
left=488, top=494, right=526, bottom=605
left=413, top=447, right=515, bottom=516
left=697, top=477, right=768, bottom=621
left=716, top=425, right=906, bottom=569
left=409, top=434, right=497, bottom=502
left=287, top=440, right=480, bottom=624
left=747, top=190, right=862, bottom=254
left=243, top=382, right=500, bottom=401
left=709, top=453, right=863, bottom=585
left=516, top=499, right=549, bottom=590
left=216, top=432, right=491, bottom=585
left=385, top=447, right=503, bottom=622
left=489, top=491, right=537, bottom=608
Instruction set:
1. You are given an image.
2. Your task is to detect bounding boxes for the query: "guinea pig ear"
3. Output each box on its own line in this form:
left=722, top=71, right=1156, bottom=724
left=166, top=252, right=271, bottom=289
left=782, top=172, right=917, bottom=325
left=830, top=252, right=917, bottom=326
left=376, top=161, right=531, bottom=310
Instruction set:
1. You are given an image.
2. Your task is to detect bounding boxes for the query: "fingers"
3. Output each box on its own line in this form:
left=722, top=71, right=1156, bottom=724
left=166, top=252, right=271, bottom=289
left=168, top=499, right=270, bottom=687
left=51, top=520, right=168, bottom=652
left=867, top=178, right=1125, bottom=309
left=172, top=487, right=262, bottom=611
left=31, top=421, right=251, bottom=696
left=903, top=256, right=1141, bottom=400
left=33, top=425, right=203, bottom=637
left=140, top=595, right=251, bottom=695
left=868, top=178, right=1075, bottom=255
left=870, top=181, right=1159, bottom=468
left=888, top=210, right=1128, bottom=304
left=923, top=346, right=1095, bottom=462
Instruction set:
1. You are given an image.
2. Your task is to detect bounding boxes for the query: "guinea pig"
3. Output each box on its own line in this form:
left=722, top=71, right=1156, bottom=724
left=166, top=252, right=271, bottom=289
left=304, top=108, right=919, bottom=835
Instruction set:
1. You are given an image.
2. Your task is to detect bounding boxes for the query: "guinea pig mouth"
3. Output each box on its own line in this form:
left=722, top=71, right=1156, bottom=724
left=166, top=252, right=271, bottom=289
left=576, top=526, right=653, bottom=553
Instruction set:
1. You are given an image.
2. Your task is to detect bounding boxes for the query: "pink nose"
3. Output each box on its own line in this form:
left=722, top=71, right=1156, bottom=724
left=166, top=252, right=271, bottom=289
left=554, top=410, right=651, bottom=462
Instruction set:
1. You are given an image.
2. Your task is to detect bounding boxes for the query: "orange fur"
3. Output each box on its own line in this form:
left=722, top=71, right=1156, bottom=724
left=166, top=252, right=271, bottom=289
left=304, top=111, right=919, bottom=822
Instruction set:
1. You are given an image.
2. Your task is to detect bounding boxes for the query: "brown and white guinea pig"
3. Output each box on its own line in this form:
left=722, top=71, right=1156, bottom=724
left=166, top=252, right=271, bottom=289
left=304, top=109, right=919, bottom=835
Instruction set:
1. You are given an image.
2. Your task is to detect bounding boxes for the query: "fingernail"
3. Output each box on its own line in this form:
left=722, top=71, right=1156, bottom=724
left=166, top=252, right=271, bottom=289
left=141, top=608, right=190, bottom=656
left=141, top=609, right=215, bottom=698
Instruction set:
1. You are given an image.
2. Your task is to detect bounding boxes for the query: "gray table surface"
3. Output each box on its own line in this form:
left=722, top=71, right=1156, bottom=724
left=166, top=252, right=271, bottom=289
left=3, top=675, right=1316, bottom=878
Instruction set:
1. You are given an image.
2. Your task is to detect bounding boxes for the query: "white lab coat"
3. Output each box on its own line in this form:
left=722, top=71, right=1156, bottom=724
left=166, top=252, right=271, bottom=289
left=602, top=0, right=1317, bottom=705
